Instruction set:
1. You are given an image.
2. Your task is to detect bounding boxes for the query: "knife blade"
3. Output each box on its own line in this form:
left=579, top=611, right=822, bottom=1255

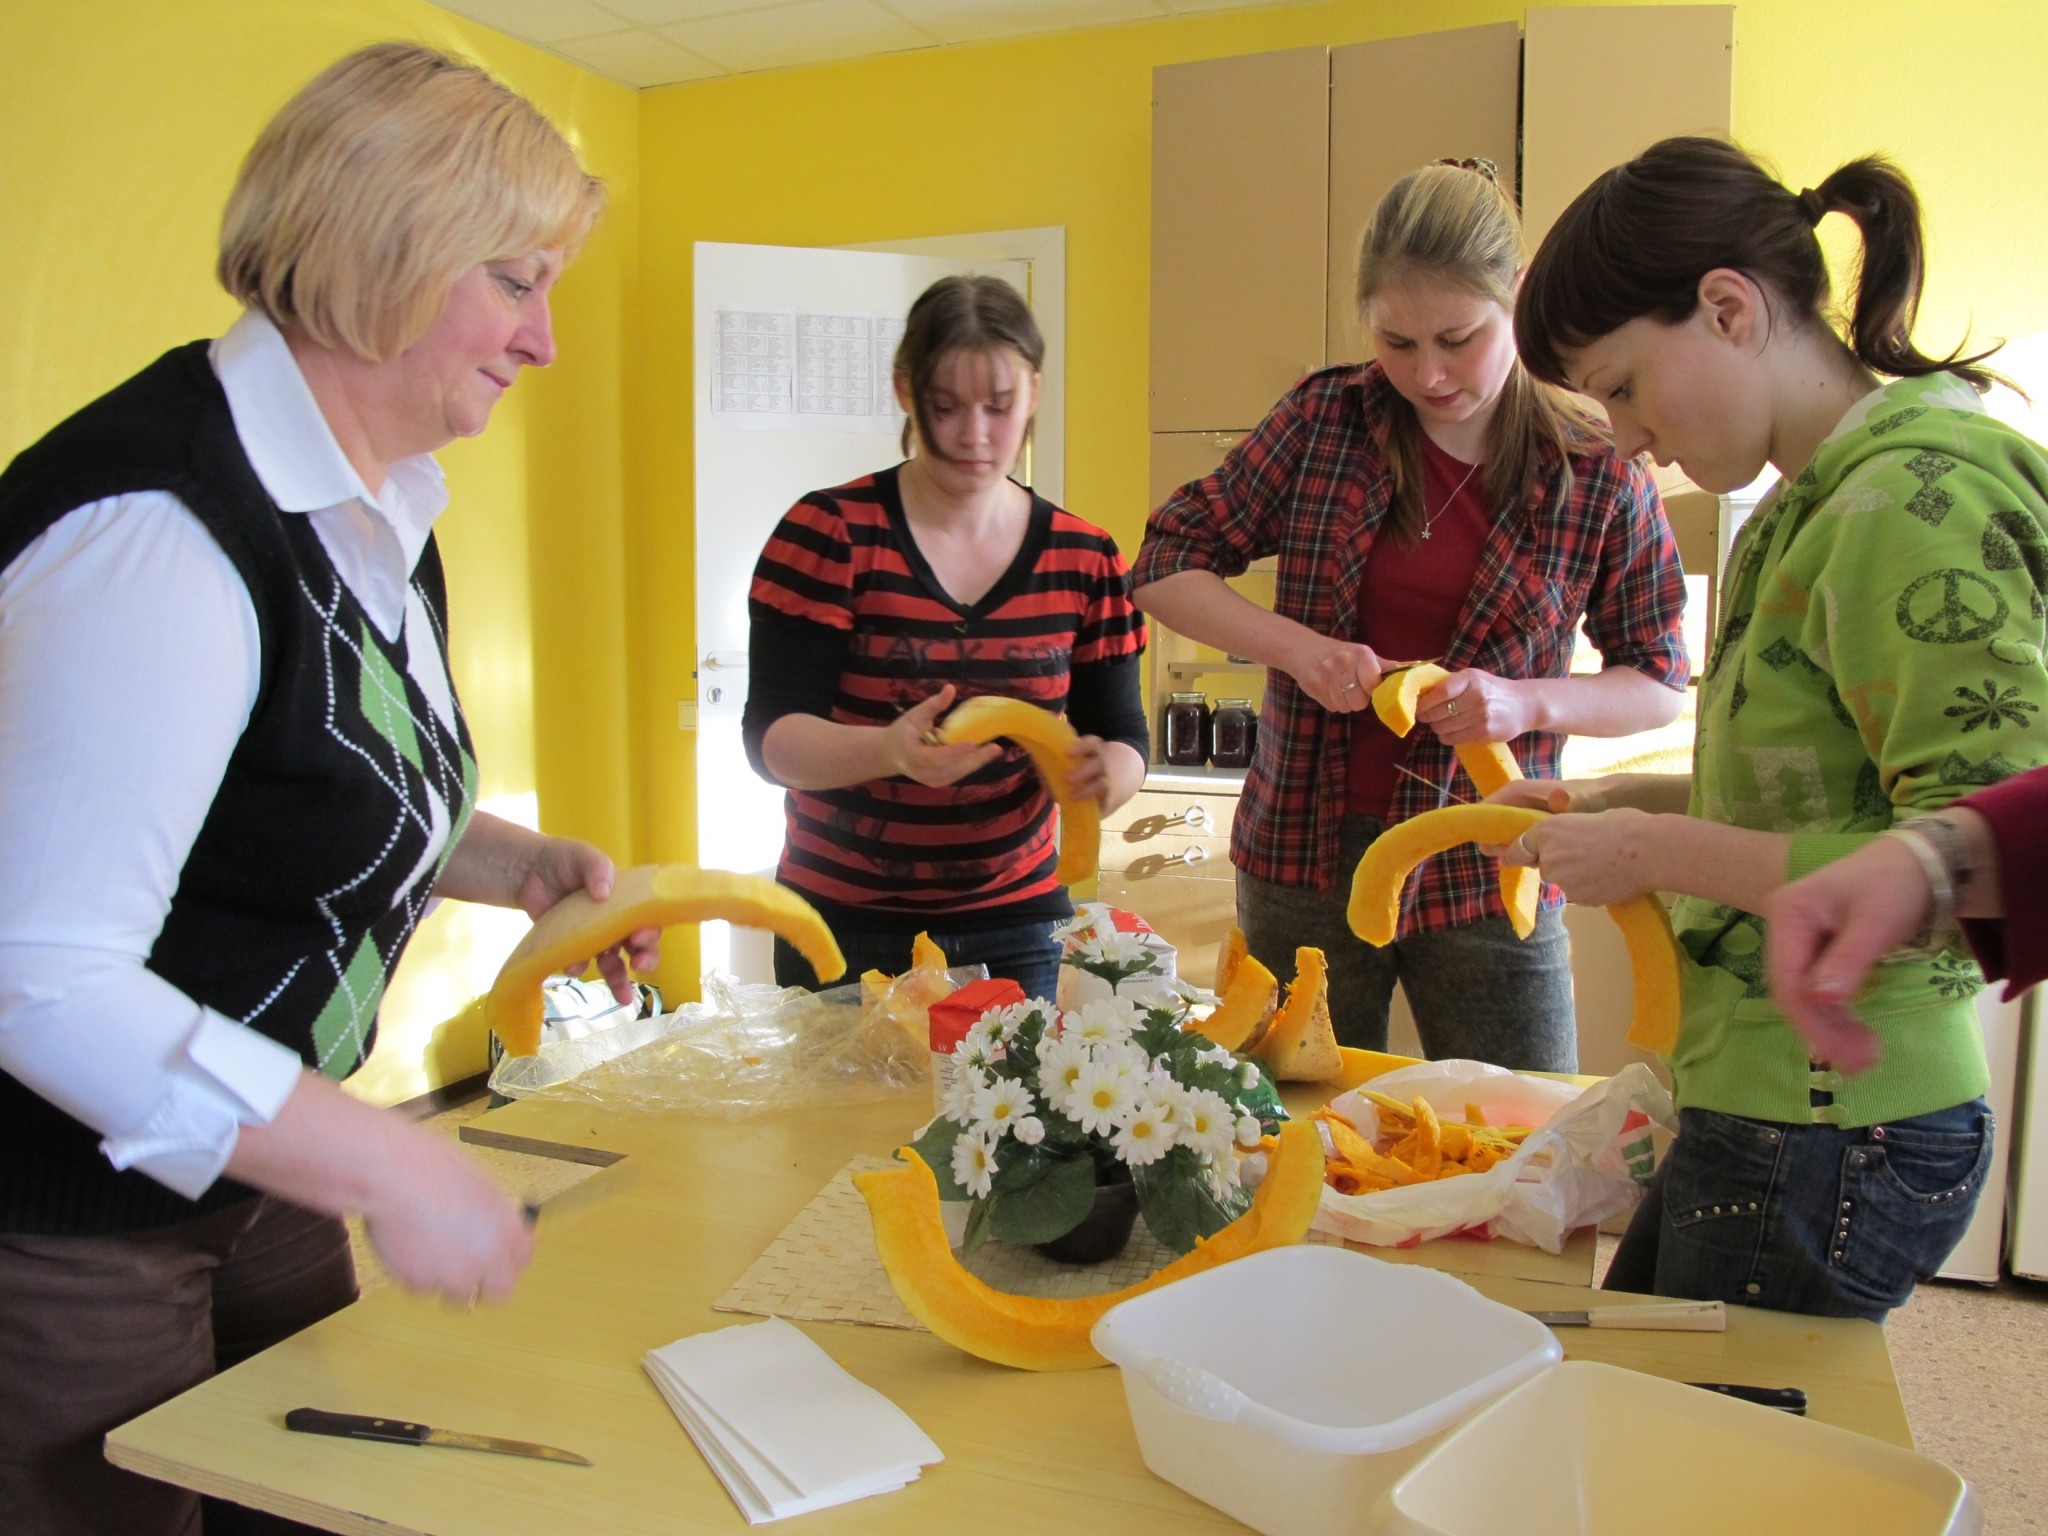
left=1524, top=1300, right=1727, bottom=1331
left=1688, top=1381, right=1807, bottom=1414
left=284, top=1408, right=592, bottom=1466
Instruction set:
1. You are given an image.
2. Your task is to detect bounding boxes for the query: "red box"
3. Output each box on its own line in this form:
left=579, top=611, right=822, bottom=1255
left=927, top=976, right=1027, bottom=1054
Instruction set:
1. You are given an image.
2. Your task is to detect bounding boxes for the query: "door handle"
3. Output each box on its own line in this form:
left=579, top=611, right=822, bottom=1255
left=1121, top=804, right=1213, bottom=842
left=1123, top=845, right=1210, bottom=880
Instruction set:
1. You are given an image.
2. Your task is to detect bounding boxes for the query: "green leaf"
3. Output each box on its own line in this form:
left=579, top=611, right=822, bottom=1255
left=961, top=1193, right=996, bottom=1257
left=1133, top=1148, right=1247, bottom=1254
left=909, top=1118, right=971, bottom=1199
left=987, top=1155, right=1099, bottom=1245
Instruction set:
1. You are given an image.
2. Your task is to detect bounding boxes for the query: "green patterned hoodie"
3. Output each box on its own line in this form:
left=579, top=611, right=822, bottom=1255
left=1675, top=371, right=2048, bottom=1127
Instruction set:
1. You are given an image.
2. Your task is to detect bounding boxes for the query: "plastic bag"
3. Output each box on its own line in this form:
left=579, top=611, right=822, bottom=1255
left=1308, top=1059, right=1674, bottom=1253
left=487, top=970, right=946, bottom=1115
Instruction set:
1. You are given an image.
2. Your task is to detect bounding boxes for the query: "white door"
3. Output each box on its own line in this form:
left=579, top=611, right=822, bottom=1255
left=693, top=241, right=1035, bottom=980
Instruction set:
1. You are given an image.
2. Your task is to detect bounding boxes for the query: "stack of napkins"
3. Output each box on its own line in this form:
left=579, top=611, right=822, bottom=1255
left=643, top=1317, right=943, bottom=1523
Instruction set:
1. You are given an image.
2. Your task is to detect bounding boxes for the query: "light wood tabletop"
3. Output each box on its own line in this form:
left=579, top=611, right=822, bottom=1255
left=105, top=1082, right=1911, bottom=1534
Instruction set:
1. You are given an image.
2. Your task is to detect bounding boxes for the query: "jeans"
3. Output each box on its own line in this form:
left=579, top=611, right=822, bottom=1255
left=1235, top=814, right=1578, bottom=1071
left=775, top=915, right=1065, bottom=1004
left=1604, top=1099, right=1994, bottom=1321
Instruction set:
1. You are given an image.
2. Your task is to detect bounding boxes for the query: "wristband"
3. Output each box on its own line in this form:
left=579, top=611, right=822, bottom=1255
left=1882, top=821, right=1959, bottom=956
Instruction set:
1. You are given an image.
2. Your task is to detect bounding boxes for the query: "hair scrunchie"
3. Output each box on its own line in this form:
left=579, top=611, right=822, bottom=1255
left=1796, top=186, right=1830, bottom=226
left=1436, top=155, right=1501, bottom=184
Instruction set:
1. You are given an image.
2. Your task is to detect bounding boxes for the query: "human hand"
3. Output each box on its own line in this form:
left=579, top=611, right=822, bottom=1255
left=1485, top=776, right=1617, bottom=815
left=1763, top=840, right=1935, bottom=1074
left=512, top=838, right=661, bottom=1007
left=1494, top=807, right=1663, bottom=906
left=888, top=684, right=1002, bottom=787
left=1281, top=633, right=1384, bottom=713
left=1416, top=668, right=1534, bottom=745
left=360, top=1124, right=537, bottom=1305
left=1065, top=735, right=1116, bottom=807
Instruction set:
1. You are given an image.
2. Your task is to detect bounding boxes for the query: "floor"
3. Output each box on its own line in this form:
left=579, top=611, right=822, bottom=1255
left=354, top=1093, right=2048, bottom=1534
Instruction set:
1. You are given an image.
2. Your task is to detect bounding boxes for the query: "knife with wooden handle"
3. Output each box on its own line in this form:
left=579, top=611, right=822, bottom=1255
left=1523, top=1300, right=1727, bottom=1331
left=284, top=1408, right=591, bottom=1465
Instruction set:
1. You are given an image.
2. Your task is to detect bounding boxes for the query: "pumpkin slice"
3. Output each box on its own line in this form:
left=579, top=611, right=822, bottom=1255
left=1216, top=923, right=1249, bottom=994
left=1371, top=664, right=1530, bottom=931
left=854, top=1118, right=1323, bottom=1371
left=485, top=866, right=844, bottom=1059
left=938, top=695, right=1099, bottom=885
left=911, top=931, right=949, bottom=972
left=1251, top=948, right=1342, bottom=1081
left=1190, top=953, right=1278, bottom=1051
left=1347, top=802, right=1680, bottom=1055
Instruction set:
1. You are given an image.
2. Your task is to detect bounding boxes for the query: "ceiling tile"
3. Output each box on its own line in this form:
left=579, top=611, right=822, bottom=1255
left=435, top=0, right=632, bottom=44
left=596, top=0, right=787, bottom=23
left=883, top=0, right=1161, bottom=46
left=658, top=0, right=937, bottom=73
left=551, top=27, right=729, bottom=85
left=1159, top=0, right=1299, bottom=11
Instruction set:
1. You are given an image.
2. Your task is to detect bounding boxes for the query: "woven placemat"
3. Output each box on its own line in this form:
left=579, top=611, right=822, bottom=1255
left=714, top=1156, right=1340, bottom=1331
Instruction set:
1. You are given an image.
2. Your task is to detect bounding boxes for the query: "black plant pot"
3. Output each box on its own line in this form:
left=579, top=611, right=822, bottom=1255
left=1034, top=1173, right=1139, bottom=1265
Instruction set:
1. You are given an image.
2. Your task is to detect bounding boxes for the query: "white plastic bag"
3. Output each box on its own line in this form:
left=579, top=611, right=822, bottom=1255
left=1309, top=1060, right=1673, bottom=1253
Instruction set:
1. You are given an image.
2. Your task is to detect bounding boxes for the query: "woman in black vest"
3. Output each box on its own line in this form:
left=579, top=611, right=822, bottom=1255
left=0, top=44, right=651, bottom=1535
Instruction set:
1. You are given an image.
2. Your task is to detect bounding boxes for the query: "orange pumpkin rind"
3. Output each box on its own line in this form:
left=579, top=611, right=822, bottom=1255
left=1191, top=953, right=1278, bottom=1052
left=938, top=695, right=1100, bottom=886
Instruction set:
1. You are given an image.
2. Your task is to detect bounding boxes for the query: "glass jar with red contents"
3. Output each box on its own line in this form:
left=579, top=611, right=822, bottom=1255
left=1163, top=692, right=1210, bottom=766
left=1209, top=697, right=1257, bottom=769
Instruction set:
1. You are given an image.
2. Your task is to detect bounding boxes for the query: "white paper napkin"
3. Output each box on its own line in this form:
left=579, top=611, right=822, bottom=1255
left=644, top=1317, right=943, bottom=1523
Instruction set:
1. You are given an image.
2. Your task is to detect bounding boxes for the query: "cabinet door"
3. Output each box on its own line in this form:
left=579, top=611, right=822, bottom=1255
left=1521, top=6, right=1735, bottom=251
left=1327, top=23, right=1522, bottom=367
left=1151, top=47, right=1329, bottom=433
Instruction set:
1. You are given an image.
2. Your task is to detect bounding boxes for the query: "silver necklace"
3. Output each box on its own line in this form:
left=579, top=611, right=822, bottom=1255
left=1420, top=456, right=1481, bottom=540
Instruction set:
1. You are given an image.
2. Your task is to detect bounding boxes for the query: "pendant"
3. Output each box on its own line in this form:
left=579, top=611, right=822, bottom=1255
left=1421, top=526, right=1432, bottom=540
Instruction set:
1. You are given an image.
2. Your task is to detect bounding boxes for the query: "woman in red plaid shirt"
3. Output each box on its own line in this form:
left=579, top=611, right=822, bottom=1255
left=1133, top=161, right=1689, bottom=1070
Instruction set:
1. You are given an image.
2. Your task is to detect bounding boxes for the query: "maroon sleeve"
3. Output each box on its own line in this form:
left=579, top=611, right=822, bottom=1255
left=1956, top=765, right=2048, bottom=997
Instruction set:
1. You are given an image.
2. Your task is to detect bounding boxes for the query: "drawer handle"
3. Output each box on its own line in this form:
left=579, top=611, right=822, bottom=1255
left=1125, top=845, right=1210, bottom=880
left=1121, top=804, right=1213, bottom=842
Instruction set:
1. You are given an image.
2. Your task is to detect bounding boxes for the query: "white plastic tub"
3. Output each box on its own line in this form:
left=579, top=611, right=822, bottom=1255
left=1377, top=1360, right=1981, bottom=1536
left=1089, top=1245, right=1561, bottom=1536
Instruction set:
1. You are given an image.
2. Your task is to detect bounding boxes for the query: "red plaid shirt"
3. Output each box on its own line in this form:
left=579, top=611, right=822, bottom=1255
left=1134, top=364, right=1689, bottom=934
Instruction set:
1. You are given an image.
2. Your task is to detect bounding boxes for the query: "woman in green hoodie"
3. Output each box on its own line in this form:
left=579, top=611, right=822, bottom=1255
left=1503, top=136, right=2048, bottom=1320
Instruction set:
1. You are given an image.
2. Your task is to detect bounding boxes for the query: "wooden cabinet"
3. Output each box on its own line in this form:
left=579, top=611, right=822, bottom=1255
left=1098, top=775, right=1243, bottom=991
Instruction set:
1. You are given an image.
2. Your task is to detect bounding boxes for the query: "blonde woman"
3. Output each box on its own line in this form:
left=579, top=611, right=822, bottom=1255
left=1132, top=160, right=1689, bottom=1070
left=0, top=44, right=647, bottom=1532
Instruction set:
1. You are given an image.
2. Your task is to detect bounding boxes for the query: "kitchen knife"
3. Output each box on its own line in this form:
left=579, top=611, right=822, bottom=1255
left=1687, top=1381, right=1808, bottom=1414
left=1523, top=1300, right=1727, bottom=1331
left=284, top=1408, right=591, bottom=1466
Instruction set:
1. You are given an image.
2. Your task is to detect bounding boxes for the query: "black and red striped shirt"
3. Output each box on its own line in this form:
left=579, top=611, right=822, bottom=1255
left=743, top=467, right=1147, bottom=929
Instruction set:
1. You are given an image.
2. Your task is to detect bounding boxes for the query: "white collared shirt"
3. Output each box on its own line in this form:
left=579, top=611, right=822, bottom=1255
left=0, top=311, right=458, bottom=1199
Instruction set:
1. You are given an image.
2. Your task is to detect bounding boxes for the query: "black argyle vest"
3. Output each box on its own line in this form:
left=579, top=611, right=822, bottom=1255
left=0, top=342, right=476, bottom=1234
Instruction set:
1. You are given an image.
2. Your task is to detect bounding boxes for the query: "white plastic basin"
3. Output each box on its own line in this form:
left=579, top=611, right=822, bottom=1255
left=1378, top=1360, right=1980, bottom=1536
left=1090, top=1245, right=1561, bottom=1536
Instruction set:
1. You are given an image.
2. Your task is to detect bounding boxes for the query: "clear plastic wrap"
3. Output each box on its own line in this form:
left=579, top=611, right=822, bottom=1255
left=487, top=970, right=966, bottom=1115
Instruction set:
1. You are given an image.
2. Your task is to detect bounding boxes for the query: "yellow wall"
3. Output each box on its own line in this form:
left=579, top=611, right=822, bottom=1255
left=0, top=0, right=639, bottom=1104
left=630, top=0, right=2048, bottom=992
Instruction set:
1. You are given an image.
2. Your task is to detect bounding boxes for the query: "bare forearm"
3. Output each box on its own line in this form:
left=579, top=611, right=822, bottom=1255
left=1640, top=814, right=1792, bottom=912
left=1596, top=773, right=1694, bottom=814
left=1133, top=571, right=1315, bottom=673
left=761, top=714, right=900, bottom=790
left=1519, top=668, right=1684, bottom=737
left=224, top=1070, right=417, bottom=1217
left=435, top=810, right=546, bottom=906
left=1101, top=741, right=1148, bottom=815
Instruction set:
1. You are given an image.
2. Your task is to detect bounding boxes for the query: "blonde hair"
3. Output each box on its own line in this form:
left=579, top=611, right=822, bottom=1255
left=218, top=42, right=605, bottom=362
left=1356, top=163, right=1602, bottom=541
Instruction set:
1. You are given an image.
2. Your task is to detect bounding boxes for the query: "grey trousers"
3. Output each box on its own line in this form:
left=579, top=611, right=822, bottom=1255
left=1237, top=814, right=1578, bottom=1072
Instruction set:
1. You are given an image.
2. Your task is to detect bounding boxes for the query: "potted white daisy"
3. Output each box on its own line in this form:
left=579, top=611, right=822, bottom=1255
left=908, top=993, right=1286, bottom=1264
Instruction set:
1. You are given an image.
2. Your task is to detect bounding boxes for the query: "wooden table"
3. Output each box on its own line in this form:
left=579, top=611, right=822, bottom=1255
left=106, top=1085, right=1913, bottom=1534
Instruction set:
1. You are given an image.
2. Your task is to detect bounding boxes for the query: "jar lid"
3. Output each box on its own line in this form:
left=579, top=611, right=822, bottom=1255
left=1216, top=697, right=1254, bottom=708
left=1169, top=691, right=1208, bottom=702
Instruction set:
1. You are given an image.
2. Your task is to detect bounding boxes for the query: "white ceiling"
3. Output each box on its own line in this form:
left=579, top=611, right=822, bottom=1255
left=436, top=0, right=1309, bottom=87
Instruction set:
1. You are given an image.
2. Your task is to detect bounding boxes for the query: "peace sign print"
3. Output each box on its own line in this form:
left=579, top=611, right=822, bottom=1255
left=1896, top=567, right=2009, bottom=644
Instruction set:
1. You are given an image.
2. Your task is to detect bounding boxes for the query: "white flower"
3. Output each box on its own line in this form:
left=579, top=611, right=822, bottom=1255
left=971, top=1076, right=1038, bottom=1137
left=941, top=1065, right=988, bottom=1126
left=1083, top=931, right=1153, bottom=968
left=960, top=1020, right=1007, bottom=1067
left=1179, top=1089, right=1239, bottom=1165
left=1038, top=1035, right=1092, bottom=1101
left=1013, top=1115, right=1046, bottom=1146
left=1204, top=1153, right=1243, bottom=1197
left=1112, top=1097, right=1176, bottom=1166
left=1064, top=996, right=1138, bottom=1049
left=1103, top=1040, right=1153, bottom=1083
left=1061, top=1060, right=1137, bottom=1136
left=951, top=1129, right=999, bottom=1199
left=1193, top=1042, right=1236, bottom=1069
left=1235, top=1111, right=1264, bottom=1149
left=1238, top=1061, right=1261, bottom=1091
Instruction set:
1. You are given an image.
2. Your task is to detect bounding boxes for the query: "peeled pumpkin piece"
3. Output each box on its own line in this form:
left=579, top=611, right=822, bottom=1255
left=1216, top=924, right=1250, bottom=995
left=853, top=1118, right=1324, bottom=1371
left=1190, top=953, right=1278, bottom=1052
left=1369, top=664, right=1534, bottom=936
left=485, top=866, right=845, bottom=1059
left=911, top=931, right=949, bottom=972
left=1251, top=947, right=1343, bottom=1081
left=937, top=695, right=1099, bottom=886
left=1347, top=802, right=1681, bottom=1056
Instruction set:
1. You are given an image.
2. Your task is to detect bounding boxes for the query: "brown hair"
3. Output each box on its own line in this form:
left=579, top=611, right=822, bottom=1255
left=1356, top=162, right=1604, bottom=542
left=894, top=275, right=1045, bottom=460
left=218, top=42, right=605, bottom=362
left=1516, top=136, right=2000, bottom=391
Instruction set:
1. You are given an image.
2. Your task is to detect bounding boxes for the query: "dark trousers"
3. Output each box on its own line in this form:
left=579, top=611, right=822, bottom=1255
left=775, top=915, right=1065, bottom=1004
left=0, top=1196, right=358, bottom=1535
